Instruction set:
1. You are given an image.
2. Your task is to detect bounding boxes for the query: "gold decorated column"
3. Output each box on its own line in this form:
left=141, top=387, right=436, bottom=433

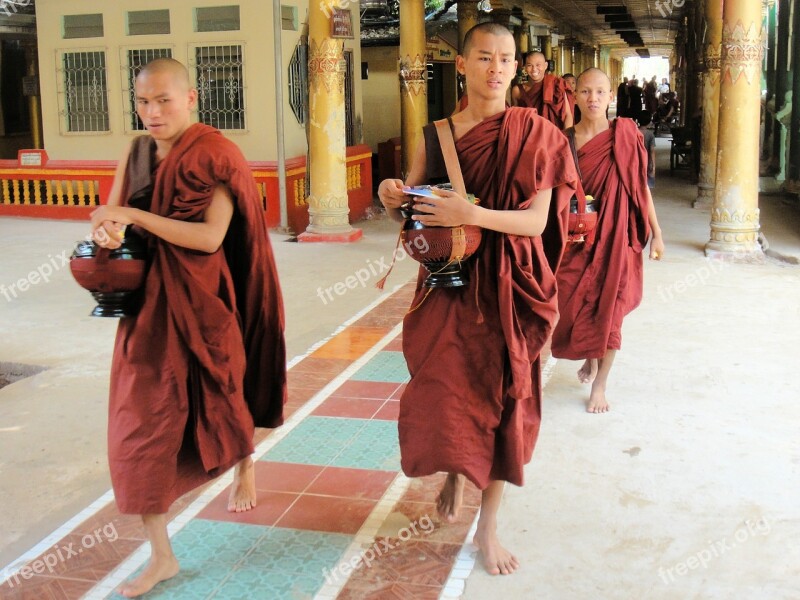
left=457, top=1, right=479, bottom=54
left=400, top=0, right=429, bottom=177
left=541, top=29, right=551, bottom=61
left=695, top=0, right=723, bottom=208
left=300, top=0, right=362, bottom=242
left=705, top=0, right=764, bottom=260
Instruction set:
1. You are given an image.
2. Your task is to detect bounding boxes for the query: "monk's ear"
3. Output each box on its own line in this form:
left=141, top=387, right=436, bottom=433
left=456, top=55, right=466, bottom=76
left=187, top=88, right=199, bottom=110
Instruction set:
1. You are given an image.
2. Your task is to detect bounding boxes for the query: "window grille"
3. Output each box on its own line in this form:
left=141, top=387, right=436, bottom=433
left=194, top=45, right=246, bottom=130
left=344, top=50, right=354, bottom=147
left=123, top=48, right=174, bottom=131
left=62, top=51, right=109, bottom=132
left=288, top=42, right=307, bottom=125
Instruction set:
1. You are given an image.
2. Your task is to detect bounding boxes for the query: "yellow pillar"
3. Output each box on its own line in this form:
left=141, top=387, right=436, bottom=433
left=300, top=0, right=362, bottom=242
left=542, top=30, right=551, bottom=61
left=457, top=1, right=479, bottom=54
left=22, top=40, right=42, bottom=149
left=400, top=0, right=428, bottom=177
left=696, top=0, right=723, bottom=208
left=705, top=0, right=764, bottom=260
left=517, top=21, right=530, bottom=55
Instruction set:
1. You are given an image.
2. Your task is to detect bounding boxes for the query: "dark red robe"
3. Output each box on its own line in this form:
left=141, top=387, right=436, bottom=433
left=514, top=74, right=571, bottom=129
left=109, top=123, right=287, bottom=514
left=399, top=108, right=575, bottom=489
left=551, top=118, right=651, bottom=360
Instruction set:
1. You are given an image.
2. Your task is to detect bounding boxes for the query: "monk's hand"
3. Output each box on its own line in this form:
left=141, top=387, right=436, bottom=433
left=649, top=233, right=665, bottom=260
left=90, top=206, right=133, bottom=249
left=411, top=188, right=476, bottom=228
left=378, top=178, right=407, bottom=210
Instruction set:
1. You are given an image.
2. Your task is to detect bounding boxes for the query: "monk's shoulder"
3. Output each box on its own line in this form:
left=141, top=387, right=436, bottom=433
left=186, top=129, right=249, bottom=173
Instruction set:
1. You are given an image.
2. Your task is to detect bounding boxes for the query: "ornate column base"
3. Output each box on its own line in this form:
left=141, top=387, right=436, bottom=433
left=299, top=194, right=363, bottom=243
left=694, top=183, right=714, bottom=209
left=704, top=241, right=765, bottom=262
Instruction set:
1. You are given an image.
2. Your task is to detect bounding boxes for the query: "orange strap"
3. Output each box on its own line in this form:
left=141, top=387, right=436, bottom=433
left=433, top=119, right=468, bottom=262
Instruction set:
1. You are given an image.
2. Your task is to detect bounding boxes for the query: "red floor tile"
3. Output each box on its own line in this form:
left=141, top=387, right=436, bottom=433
left=383, top=337, right=404, bottom=352
left=337, top=582, right=443, bottom=600
left=0, top=575, right=96, bottom=600
left=254, top=461, right=324, bottom=494
left=389, top=384, right=407, bottom=400
left=330, top=380, right=400, bottom=400
left=306, top=467, right=397, bottom=501
left=275, top=495, right=376, bottom=534
left=373, top=400, right=400, bottom=421
left=387, top=500, right=478, bottom=545
left=197, top=490, right=297, bottom=526
left=312, top=396, right=386, bottom=419
left=343, top=538, right=461, bottom=587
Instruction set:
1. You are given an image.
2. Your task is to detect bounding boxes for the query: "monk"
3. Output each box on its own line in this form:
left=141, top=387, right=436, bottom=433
left=378, top=23, right=575, bottom=575
left=89, top=58, right=286, bottom=597
left=511, top=51, right=573, bottom=129
left=551, top=68, right=664, bottom=413
left=562, top=72, right=580, bottom=124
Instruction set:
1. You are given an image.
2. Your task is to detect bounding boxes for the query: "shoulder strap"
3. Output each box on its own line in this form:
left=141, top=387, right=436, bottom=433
left=566, top=127, right=583, bottom=180
left=433, top=119, right=468, bottom=198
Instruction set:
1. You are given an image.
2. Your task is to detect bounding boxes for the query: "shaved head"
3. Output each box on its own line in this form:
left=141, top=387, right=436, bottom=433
left=524, top=51, right=546, bottom=64
left=576, top=67, right=611, bottom=90
left=136, top=58, right=191, bottom=91
left=462, top=22, right=514, bottom=57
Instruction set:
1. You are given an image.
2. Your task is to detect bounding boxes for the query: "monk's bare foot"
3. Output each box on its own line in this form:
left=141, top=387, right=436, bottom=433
left=436, top=473, right=465, bottom=523
left=228, top=456, right=257, bottom=512
left=117, top=555, right=179, bottom=598
left=473, top=520, right=519, bottom=575
left=586, top=384, right=610, bottom=413
left=577, top=359, right=598, bottom=384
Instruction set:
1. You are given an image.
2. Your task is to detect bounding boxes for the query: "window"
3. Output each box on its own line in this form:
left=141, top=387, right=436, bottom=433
left=194, top=45, right=245, bottom=130
left=63, top=14, right=104, bottom=39
left=288, top=42, right=307, bottom=125
left=127, top=10, right=171, bottom=36
left=281, top=6, right=298, bottom=31
left=195, top=6, right=240, bottom=32
left=123, top=48, right=174, bottom=131
left=62, top=51, right=109, bottom=132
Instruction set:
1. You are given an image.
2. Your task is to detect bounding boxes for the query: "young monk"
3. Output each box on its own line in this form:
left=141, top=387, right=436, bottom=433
left=511, top=51, right=573, bottom=129
left=378, top=23, right=575, bottom=575
left=562, top=72, right=580, bottom=124
left=551, top=67, right=665, bottom=413
left=90, top=58, right=286, bottom=597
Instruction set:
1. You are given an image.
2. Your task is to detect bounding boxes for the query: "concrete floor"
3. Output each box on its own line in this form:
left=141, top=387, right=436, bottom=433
left=1, top=138, right=799, bottom=597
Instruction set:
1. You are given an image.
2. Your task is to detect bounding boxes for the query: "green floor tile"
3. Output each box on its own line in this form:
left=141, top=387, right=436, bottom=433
left=261, top=416, right=400, bottom=471
left=351, top=351, right=410, bottom=383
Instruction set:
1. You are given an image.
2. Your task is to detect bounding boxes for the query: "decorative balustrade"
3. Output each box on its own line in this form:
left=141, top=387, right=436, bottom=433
left=0, top=145, right=373, bottom=234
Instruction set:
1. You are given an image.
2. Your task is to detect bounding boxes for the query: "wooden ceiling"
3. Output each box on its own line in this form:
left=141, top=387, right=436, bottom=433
left=519, top=0, right=690, bottom=58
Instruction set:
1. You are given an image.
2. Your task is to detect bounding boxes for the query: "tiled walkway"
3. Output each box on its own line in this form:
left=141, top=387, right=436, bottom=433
left=0, top=282, right=492, bottom=600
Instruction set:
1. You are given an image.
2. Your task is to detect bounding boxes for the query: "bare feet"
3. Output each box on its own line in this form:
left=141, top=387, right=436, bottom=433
left=586, top=383, right=609, bottom=413
left=436, top=473, right=465, bottom=523
left=473, top=521, right=519, bottom=575
left=227, top=456, right=257, bottom=512
left=577, top=359, right=598, bottom=384
left=117, top=555, right=179, bottom=598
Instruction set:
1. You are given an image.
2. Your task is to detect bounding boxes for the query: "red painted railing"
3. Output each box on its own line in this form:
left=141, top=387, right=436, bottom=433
left=0, top=145, right=374, bottom=234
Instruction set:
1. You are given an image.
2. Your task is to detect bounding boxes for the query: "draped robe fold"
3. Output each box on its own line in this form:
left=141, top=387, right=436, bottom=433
left=399, top=108, right=575, bottom=489
left=515, top=75, right=571, bottom=129
left=551, top=118, right=651, bottom=360
left=108, top=123, right=287, bottom=514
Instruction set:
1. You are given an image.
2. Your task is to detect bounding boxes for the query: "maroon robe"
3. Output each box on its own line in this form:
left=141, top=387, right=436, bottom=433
left=399, top=108, right=576, bottom=489
left=514, top=74, right=571, bottom=129
left=551, top=118, right=651, bottom=360
left=109, top=123, right=287, bottom=514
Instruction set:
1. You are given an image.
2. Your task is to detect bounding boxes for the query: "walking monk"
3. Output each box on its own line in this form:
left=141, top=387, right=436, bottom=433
left=552, top=68, right=664, bottom=413
left=89, top=58, right=286, bottom=597
left=511, top=51, right=573, bottom=129
left=378, top=23, right=575, bottom=575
